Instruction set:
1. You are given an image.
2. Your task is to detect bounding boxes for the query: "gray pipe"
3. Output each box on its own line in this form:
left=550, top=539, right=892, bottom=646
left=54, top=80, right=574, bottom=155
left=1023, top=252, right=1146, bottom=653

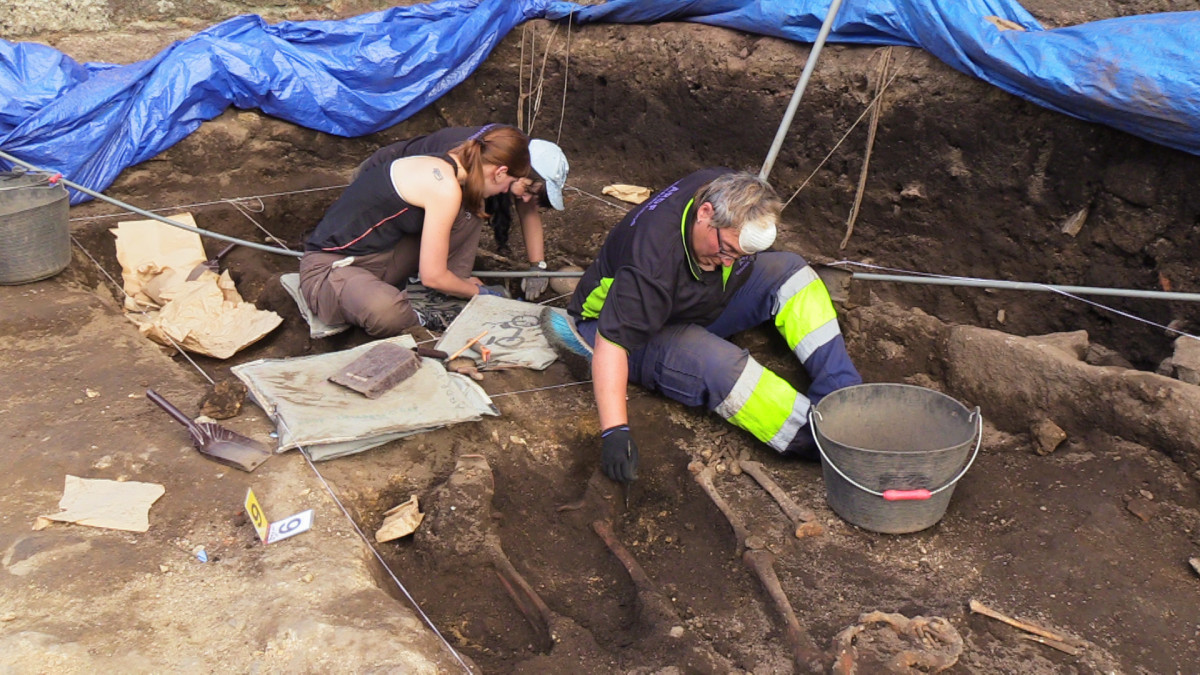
left=759, top=0, right=845, bottom=182
left=850, top=272, right=1200, bottom=303
left=481, top=268, right=1200, bottom=303
left=0, top=149, right=305, bottom=258
left=11, top=150, right=1191, bottom=302
left=472, top=270, right=584, bottom=278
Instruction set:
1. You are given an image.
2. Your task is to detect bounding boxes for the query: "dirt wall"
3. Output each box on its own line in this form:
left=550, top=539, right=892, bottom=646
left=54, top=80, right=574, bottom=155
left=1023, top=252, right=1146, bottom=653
left=56, top=11, right=1200, bottom=374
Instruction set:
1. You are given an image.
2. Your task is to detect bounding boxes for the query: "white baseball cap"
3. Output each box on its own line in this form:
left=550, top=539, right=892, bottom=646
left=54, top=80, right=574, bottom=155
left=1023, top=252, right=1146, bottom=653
left=529, top=139, right=569, bottom=211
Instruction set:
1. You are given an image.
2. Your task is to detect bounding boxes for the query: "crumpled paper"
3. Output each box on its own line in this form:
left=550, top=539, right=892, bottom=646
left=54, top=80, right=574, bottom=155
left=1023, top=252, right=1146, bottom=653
left=127, top=270, right=282, bottom=359
left=111, top=213, right=208, bottom=311
left=36, top=476, right=165, bottom=533
left=113, top=214, right=282, bottom=359
left=374, top=495, right=425, bottom=542
left=602, top=183, right=652, bottom=204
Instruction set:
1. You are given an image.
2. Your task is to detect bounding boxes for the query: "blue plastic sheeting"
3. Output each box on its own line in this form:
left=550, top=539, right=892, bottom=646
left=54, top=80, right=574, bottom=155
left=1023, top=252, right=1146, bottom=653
left=3, top=0, right=1200, bottom=205
left=544, top=0, right=1200, bottom=157
left=0, top=0, right=550, bottom=203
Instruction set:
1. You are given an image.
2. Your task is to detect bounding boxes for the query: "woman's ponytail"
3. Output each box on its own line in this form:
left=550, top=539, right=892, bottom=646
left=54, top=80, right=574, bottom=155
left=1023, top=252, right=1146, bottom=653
left=453, top=125, right=531, bottom=218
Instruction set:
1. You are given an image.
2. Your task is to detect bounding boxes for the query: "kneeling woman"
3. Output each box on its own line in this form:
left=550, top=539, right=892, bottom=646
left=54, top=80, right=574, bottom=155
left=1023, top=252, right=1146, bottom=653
left=300, top=125, right=531, bottom=336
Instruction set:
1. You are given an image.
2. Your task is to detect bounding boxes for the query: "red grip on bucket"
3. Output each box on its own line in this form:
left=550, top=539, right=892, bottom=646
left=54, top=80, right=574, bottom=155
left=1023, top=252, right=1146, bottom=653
left=882, top=489, right=932, bottom=501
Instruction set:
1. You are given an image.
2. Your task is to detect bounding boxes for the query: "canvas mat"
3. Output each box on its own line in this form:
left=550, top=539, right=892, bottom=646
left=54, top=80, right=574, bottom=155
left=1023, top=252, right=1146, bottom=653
left=435, top=295, right=558, bottom=370
left=232, top=335, right=498, bottom=461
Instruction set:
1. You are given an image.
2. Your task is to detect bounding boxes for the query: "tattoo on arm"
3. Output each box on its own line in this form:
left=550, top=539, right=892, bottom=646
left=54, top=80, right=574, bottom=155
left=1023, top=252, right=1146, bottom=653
left=432, top=168, right=444, bottom=181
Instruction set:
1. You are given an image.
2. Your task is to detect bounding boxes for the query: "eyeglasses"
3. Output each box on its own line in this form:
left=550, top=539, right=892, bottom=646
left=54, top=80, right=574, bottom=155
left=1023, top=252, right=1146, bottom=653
left=713, top=224, right=741, bottom=263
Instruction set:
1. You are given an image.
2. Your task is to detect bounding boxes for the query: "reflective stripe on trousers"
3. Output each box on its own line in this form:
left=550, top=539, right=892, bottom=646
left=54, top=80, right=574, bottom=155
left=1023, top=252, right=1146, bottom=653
left=713, top=356, right=811, bottom=452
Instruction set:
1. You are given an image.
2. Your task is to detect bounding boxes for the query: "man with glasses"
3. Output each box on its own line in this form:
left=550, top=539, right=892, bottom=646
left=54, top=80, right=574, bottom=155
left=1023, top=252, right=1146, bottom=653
left=542, top=168, right=861, bottom=486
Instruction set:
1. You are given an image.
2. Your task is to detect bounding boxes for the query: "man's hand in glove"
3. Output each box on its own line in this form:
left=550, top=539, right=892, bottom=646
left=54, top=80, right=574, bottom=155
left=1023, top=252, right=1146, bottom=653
left=521, top=264, right=550, bottom=300
left=600, top=424, right=639, bottom=483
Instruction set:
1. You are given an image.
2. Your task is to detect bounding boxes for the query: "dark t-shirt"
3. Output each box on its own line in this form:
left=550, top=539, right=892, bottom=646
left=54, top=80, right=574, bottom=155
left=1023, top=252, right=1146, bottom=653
left=567, top=167, right=756, bottom=352
left=304, top=152, right=457, bottom=255
left=357, top=126, right=489, bottom=175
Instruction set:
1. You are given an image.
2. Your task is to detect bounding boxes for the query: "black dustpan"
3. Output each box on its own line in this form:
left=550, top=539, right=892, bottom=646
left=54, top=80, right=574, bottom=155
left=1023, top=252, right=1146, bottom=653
left=146, top=389, right=272, bottom=472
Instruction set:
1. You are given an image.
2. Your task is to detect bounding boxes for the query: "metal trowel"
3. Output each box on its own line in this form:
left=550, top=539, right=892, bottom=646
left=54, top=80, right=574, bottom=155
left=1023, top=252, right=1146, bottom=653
left=186, top=242, right=238, bottom=281
left=146, top=389, right=272, bottom=472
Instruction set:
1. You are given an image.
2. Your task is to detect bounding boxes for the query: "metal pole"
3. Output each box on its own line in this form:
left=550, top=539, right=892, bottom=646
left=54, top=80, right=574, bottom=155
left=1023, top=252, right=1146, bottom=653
left=759, top=0, right=845, bottom=182
left=850, top=272, right=1200, bottom=303
left=0, top=149, right=304, bottom=258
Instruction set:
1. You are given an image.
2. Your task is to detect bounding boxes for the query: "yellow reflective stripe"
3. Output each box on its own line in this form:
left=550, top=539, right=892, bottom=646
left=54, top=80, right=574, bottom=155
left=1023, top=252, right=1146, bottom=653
left=728, top=367, right=798, bottom=444
left=580, top=277, right=614, bottom=319
left=775, top=279, right=837, bottom=351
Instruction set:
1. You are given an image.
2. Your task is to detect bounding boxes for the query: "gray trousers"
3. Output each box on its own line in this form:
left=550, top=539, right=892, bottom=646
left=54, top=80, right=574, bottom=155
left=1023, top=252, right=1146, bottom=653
left=298, top=210, right=481, bottom=337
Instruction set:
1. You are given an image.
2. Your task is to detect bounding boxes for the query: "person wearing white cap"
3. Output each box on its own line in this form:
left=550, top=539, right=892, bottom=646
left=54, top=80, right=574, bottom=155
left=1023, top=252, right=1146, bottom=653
left=540, top=169, right=861, bottom=487
left=355, top=125, right=569, bottom=301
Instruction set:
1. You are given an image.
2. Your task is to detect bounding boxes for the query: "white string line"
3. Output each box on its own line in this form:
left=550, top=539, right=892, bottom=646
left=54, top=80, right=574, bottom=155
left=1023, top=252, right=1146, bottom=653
left=781, top=49, right=914, bottom=211
left=518, top=24, right=529, bottom=131
left=830, top=259, right=1200, bottom=341
left=272, top=417, right=475, bottom=675
left=68, top=184, right=347, bottom=223
left=224, top=198, right=291, bottom=250
left=555, top=11, right=573, bottom=146
left=527, top=24, right=561, bottom=136
left=69, top=235, right=216, bottom=385
left=489, top=379, right=592, bottom=398
left=537, top=291, right=572, bottom=306
left=565, top=186, right=633, bottom=213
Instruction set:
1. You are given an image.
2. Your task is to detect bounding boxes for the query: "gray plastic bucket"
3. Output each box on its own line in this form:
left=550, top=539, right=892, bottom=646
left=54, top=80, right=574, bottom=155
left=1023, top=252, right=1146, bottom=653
left=810, top=383, right=981, bottom=534
left=0, top=169, right=71, bottom=285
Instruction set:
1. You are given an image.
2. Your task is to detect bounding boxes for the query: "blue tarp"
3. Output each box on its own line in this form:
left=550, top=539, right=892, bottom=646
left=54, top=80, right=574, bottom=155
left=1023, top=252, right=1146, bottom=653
left=2, top=0, right=1198, bottom=204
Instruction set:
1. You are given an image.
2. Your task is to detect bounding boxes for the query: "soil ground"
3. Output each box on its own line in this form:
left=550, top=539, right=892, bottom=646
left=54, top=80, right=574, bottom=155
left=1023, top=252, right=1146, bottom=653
left=4, top=2, right=1200, bottom=673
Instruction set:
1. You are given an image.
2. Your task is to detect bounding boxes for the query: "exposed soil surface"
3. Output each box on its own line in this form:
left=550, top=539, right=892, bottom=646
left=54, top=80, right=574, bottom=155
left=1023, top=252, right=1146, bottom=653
left=5, top=2, right=1200, bottom=673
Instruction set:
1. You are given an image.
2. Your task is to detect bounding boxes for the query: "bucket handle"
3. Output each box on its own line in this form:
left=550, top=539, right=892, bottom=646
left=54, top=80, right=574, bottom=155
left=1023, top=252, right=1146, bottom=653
left=809, top=407, right=983, bottom=501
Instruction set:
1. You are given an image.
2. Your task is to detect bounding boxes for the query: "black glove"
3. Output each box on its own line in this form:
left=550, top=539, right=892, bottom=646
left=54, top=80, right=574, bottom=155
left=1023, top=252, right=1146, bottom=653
left=600, top=425, right=639, bottom=483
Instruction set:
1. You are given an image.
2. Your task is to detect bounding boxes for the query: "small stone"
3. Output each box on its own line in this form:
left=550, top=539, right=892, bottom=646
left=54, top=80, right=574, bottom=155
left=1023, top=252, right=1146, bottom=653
left=74, top=399, right=83, bottom=405
left=160, top=565, right=170, bottom=573
left=1139, top=489, right=1154, bottom=501
left=301, top=573, right=314, bottom=583
left=996, top=309, right=1006, bottom=324
left=1189, top=558, right=1200, bottom=577
left=729, top=462, right=742, bottom=476
left=1031, top=419, right=1067, bottom=456
left=1029, top=330, right=1089, bottom=360
left=549, top=266, right=584, bottom=296
left=0, top=613, right=16, bottom=622
left=1125, top=497, right=1158, bottom=522
left=899, top=182, right=927, bottom=200
left=669, top=626, right=685, bottom=638
left=795, top=521, right=824, bottom=538
left=85, top=388, right=100, bottom=398
left=1172, top=336, right=1200, bottom=385
left=1060, top=206, right=1089, bottom=237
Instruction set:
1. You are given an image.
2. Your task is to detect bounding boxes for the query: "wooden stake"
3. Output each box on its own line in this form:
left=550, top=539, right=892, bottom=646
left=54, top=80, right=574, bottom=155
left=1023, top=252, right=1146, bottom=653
left=446, top=330, right=488, bottom=362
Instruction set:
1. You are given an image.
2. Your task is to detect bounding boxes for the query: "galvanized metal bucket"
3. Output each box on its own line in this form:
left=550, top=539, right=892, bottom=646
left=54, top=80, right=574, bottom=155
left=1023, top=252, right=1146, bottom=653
left=0, top=169, right=71, bottom=285
left=810, top=383, right=982, bottom=534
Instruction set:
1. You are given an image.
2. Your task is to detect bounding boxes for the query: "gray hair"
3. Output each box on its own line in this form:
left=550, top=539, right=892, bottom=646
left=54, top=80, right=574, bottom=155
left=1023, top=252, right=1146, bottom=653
left=694, top=171, right=782, bottom=253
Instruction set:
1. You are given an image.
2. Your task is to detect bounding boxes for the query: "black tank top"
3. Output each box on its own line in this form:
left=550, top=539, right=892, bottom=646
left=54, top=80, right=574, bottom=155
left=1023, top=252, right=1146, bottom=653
left=305, top=153, right=458, bottom=256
